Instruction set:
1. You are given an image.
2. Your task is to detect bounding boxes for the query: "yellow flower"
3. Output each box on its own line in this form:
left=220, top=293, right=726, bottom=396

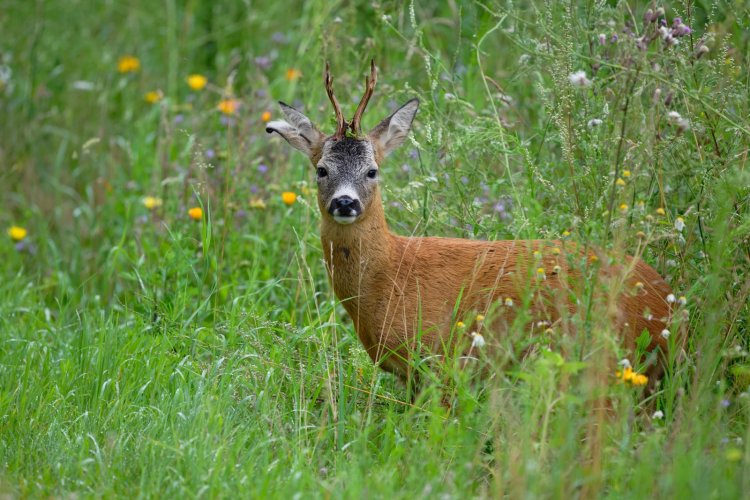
left=261, top=111, right=272, bottom=122
left=249, top=198, right=267, bottom=209
left=188, top=207, right=203, bottom=220
left=281, top=192, right=297, bottom=205
left=615, top=366, right=648, bottom=386
left=622, top=170, right=631, bottom=178
left=456, top=321, right=465, bottom=330
left=144, top=90, right=163, bottom=104
left=142, top=196, right=163, bottom=210
left=7, top=226, right=27, bottom=241
left=619, top=203, right=629, bottom=213
left=616, top=178, right=626, bottom=186
left=655, top=207, right=666, bottom=216
left=187, top=74, right=207, bottom=91
left=476, top=314, right=485, bottom=322
left=551, top=246, right=561, bottom=255
left=504, top=297, right=514, bottom=307
left=285, top=68, right=302, bottom=81
left=589, top=254, right=599, bottom=263
left=117, top=55, right=140, bottom=73
left=217, top=99, right=239, bottom=115
left=536, top=267, right=546, bottom=279
left=562, top=230, right=570, bottom=237
left=634, top=281, right=644, bottom=289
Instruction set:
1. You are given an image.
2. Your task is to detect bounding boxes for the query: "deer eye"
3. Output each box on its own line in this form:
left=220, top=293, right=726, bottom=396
left=366, top=169, right=378, bottom=179
left=317, top=167, right=328, bottom=178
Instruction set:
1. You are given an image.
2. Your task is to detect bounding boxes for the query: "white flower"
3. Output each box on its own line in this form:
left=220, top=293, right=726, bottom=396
left=568, top=70, right=592, bottom=88
left=518, top=54, right=531, bottom=64
left=675, top=217, right=685, bottom=232
left=658, top=26, right=670, bottom=39
left=661, top=329, right=671, bottom=339
left=587, top=118, right=603, bottom=128
left=652, top=410, right=664, bottom=419
left=666, top=293, right=676, bottom=303
left=618, top=358, right=631, bottom=369
left=667, top=111, right=682, bottom=122
left=504, top=297, right=514, bottom=307
left=471, top=332, right=486, bottom=348
left=676, top=117, right=690, bottom=131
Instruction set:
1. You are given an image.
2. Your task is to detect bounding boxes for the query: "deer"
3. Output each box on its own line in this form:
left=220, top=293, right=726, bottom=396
left=266, top=60, right=675, bottom=389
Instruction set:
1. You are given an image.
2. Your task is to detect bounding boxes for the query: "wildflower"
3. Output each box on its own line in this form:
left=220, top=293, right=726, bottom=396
left=504, top=297, right=514, bottom=307
left=661, top=329, right=671, bottom=339
left=7, top=226, right=27, bottom=241
left=619, top=203, right=629, bottom=213
left=187, top=74, right=207, bottom=91
left=142, top=196, right=163, bottom=209
left=217, top=99, right=239, bottom=115
left=666, top=293, right=676, bottom=303
left=249, top=198, right=267, bottom=209
left=285, top=68, right=301, bottom=81
left=456, top=321, right=466, bottom=330
left=634, top=281, right=644, bottom=290
left=623, top=170, right=631, bottom=178
left=281, top=192, right=297, bottom=205
left=616, top=178, right=626, bottom=187
left=587, top=118, right=603, bottom=129
left=553, top=265, right=561, bottom=274
left=257, top=164, right=269, bottom=174
left=117, top=55, right=140, bottom=73
left=470, top=332, right=486, bottom=348
left=652, top=410, right=664, bottom=420
left=655, top=207, right=666, bottom=216
left=144, top=90, right=163, bottom=104
left=619, top=358, right=632, bottom=369
left=261, top=111, right=272, bottom=122
left=678, top=296, right=687, bottom=306
left=188, top=207, right=203, bottom=221
left=597, top=33, right=606, bottom=45
left=667, top=111, right=683, bottom=123
left=589, top=254, right=599, bottom=263
left=551, top=247, right=561, bottom=255
left=674, top=217, right=685, bottom=232
left=695, top=44, right=710, bottom=59
left=562, top=230, right=571, bottom=237
left=636, top=231, right=646, bottom=239
left=616, top=365, right=648, bottom=386
left=720, top=399, right=730, bottom=408
left=568, top=70, right=592, bottom=88
left=536, top=267, right=546, bottom=280
left=476, top=314, right=485, bottom=322
left=533, top=250, right=542, bottom=259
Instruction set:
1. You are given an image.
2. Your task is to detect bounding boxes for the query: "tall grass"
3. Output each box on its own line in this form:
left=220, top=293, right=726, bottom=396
left=1, top=0, right=749, bottom=497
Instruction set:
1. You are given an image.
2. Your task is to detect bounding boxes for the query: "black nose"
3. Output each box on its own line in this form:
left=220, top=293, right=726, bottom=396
left=334, top=196, right=354, bottom=208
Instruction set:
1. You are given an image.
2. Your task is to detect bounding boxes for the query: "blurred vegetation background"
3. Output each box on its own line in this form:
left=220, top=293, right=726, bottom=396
left=1, top=0, right=749, bottom=497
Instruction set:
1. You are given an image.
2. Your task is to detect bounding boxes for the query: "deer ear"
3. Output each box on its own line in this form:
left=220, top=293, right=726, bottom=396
left=266, top=102, right=324, bottom=157
left=368, top=98, right=419, bottom=158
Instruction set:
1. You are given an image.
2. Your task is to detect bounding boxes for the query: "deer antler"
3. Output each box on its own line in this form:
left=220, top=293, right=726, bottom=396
left=350, top=59, right=377, bottom=137
left=325, top=61, right=347, bottom=141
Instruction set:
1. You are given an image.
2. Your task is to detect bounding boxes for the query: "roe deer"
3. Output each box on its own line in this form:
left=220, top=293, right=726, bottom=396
left=266, top=61, right=675, bottom=385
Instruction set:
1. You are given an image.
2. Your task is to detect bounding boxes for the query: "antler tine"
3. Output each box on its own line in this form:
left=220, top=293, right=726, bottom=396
left=350, top=59, right=377, bottom=137
left=325, top=61, right=347, bottom=141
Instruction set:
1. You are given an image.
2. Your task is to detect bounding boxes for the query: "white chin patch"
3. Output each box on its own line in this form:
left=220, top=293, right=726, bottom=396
left=333, top=215, right=358, bottom=225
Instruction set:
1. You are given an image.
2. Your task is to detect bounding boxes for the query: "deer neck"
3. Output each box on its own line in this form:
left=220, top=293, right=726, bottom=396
left=320, top=195, right=392, bottom=306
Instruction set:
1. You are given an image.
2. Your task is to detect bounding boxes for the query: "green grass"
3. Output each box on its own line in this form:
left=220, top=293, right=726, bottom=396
left=1, top=0, right=749, bottom=497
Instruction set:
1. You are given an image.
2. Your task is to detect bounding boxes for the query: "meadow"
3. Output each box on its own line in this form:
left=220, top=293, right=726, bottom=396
left=1, top=0, right=749, bottom=497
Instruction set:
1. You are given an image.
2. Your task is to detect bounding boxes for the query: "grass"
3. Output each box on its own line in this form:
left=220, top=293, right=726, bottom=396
left=1, top=0, right=749, bottom=497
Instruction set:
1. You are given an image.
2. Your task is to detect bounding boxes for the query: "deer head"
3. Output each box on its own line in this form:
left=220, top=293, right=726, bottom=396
left=266, top=61, right=419, bottom=225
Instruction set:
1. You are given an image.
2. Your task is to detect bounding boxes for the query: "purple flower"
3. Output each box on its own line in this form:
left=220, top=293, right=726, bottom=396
left=271, top=32, right=287, bottom=44
left=255, top=89, right=267, bottom=99
left=461, top=176, right=469, bottom=185
left=721, top=399, right=731, bottom=408
left=254, top=56, right=272, bottom=70
left=409, top=149, right=419, bottom=160
left=205, top=149, right=216, bottom=159
left=401, top=164, right=410, bottom=173
left=598, top=33, right=606, bottom=45
left=257, top=163, right=269, bottom=174
left=234, top=209, right=247, bottom=219
left=174, top=114, right=184, bottom=125
left=672, top=17, right=682, bottom=27
left=250, top=184, right=259, bottom=194
left=610, top=34, right=618, bottom=43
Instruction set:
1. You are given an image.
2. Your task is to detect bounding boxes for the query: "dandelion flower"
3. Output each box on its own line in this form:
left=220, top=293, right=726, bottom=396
left=281, top=192, right=297, bottom=205
left=218, top=99, right=239, bottom=115
left=634, top=281, right=644, bottom=290
left=117, top=55, right=140, bottom=73
left=619, top=203, right=629, bottom=213
left=562, top=230, right=571, bottom=237
left=249, top=198, right=267, bottom=209
left=568, top=70, right=592, bottom=88
left=188, top=207, right=203, bottom=221
left=476, top=314, right=485, bottom=322
left=456, top=321, right=466, bottom=330
left=285, top=68, right=302, bottom=81
left=675, top=216, right=685, bottom=232
left=470, top=332, right=486, bottom=348
left=187, top=74, right=207, bottom=91
left=551, top=247, right=561, bottom=255
left=616, top=178, right=626, bottom=187
left=261, top=111, right=272, bottom=122
left=504, top=297, right=514, bottom=307
left=678, top=296, right=687, bottom=306
left=666, top=293, right=676, bottom=303
left=7, top=226, right=27, bottom=241
left=536, top=267, right=546, bottom=280
left=623, top=170, right=631, bottom=178
left=144, top=90, right=163, bottom=104
left=142, top=196, right=163, bottom=210
left=655, top=207, right=666, bottom=216
left=661, top=329, right=671, bottom=339
left=652, top=410, right=664, bottom=420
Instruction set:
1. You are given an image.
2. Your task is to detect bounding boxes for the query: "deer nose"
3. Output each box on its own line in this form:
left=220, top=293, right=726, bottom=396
left=334, top=196, right=354, bottom=208
left=329, top=195, right=362, bottom=217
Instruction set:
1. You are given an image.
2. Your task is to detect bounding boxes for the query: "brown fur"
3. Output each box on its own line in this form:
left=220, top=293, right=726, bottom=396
left=319, top=183, right=673, bottom=380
